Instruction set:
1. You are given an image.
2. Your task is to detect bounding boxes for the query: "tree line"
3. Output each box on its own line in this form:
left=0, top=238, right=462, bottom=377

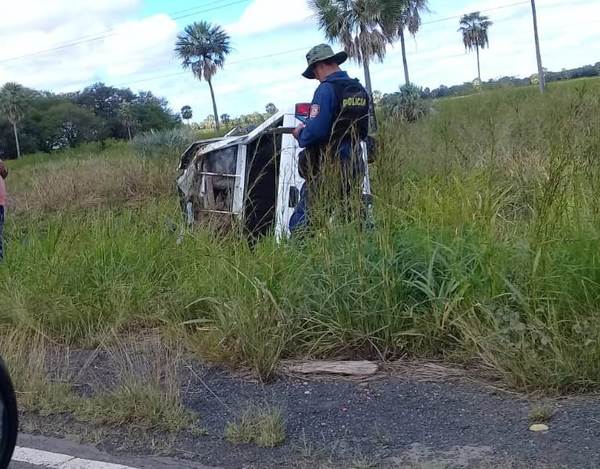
left=0, top=82, right=180, bottom=159
left=395, top=61, right=600, bottom=101
left=189, top=102, right=279, bottom=131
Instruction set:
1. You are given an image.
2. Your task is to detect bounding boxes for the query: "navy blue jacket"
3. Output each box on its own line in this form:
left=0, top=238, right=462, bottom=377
left=298, top=71, right=355, bottom=160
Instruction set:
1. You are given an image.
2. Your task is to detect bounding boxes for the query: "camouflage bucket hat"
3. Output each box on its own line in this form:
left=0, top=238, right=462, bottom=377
left=302, top=44, right=348, bottom=79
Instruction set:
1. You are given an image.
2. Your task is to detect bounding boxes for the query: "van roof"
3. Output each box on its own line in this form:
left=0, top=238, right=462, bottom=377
left=180, top=111, right=287, bottom=165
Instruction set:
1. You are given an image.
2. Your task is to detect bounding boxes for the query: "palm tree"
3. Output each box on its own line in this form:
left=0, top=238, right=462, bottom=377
left=310, top=0, right=406, bottom=130
left=394, top=0, right=429, bottom=85
left=530, top=0, right=545, bottom=93
left=0, top=82, right=28, bottom=158
left=181, top=105, right=193, bottom=124
left=175, top=22, right=231, bottom=131
left=458, top=12, right=493, bottom=83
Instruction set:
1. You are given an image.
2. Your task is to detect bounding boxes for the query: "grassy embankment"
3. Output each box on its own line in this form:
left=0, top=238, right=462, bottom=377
left=1, top=79, right=600, bottom=427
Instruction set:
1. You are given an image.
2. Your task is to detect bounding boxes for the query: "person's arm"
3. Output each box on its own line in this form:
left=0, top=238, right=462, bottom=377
left=296, top=84, right=336, bottom=148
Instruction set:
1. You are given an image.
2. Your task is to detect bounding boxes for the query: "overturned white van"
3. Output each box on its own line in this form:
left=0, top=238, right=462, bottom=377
left=176, top=106, right=372, bottom=240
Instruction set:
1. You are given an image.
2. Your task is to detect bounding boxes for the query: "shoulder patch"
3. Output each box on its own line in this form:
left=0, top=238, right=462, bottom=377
left=310, top=104, right=320, bottom=119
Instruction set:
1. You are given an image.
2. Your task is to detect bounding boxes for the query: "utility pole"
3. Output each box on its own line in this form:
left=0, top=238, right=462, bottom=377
left=531, top=0, right=545, bottom=93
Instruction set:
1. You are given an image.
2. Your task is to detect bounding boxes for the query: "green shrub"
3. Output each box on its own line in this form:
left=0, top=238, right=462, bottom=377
left=380, top=84, right=429, bottom=122
left=132, top=126, right=199, bottom=160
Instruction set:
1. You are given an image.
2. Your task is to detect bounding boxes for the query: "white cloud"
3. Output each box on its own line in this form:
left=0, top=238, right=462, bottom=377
left=96, top=15, right=178, bottom=78
left=0, top=0, right=141, bottom=33
left=227, top=0, right=312, bottom=36
left=0, top=1, right=177, bottom=92
left=165, top=58, right=317, bottom=120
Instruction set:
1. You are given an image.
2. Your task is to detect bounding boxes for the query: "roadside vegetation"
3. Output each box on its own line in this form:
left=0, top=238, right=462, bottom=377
left=77, top=334, right=198, bottom=433
left=1, top=326, right=197, bottom=433
left=1, top=79, right=599, bottom=433
left=225, top=404, right=286, bottom=447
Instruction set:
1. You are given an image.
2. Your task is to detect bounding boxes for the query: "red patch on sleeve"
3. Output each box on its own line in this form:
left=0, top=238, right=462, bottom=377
left=309, top=104, right=320, bottom=119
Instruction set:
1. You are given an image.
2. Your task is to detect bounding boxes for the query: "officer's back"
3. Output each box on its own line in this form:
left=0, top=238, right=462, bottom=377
left=289, top=44, right=370, bottom=234
left=293, top=44, right=369, bottom=176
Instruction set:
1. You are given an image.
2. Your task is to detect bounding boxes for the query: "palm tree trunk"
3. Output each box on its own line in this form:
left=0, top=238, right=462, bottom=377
left=207, top=78, right=220, bottom=131
left=362, top=60, right=378, bottom=132
left=399, top=28, right=410, bottom=85
left=12, top=122, right=21, bottom=159
left=530, top=0, right=545, bottom=93
left=476, top=45, right=481, bottom=83
left=127, top=125, right=132, bottom=141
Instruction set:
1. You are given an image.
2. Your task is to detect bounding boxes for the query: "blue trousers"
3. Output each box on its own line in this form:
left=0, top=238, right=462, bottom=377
left=289, top=184, right=309, bottom=234
left=289, top=154, right=366, bottom=235
left=288, top=176, right=364, bottom=235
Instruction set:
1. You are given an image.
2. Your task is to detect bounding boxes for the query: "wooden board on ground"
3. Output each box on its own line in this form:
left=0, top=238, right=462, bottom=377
left=284, top=360, right=379, bottom=377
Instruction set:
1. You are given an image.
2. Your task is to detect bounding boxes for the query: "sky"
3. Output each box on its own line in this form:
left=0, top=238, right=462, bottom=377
left=0, top=0, right=599, bottom=121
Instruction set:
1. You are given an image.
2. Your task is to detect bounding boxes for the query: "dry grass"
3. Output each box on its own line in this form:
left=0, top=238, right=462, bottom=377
left=225, top=404, right=286, bottom=447
left=8, top=150, right=174, bottom=215
left=76, top=332, right=199, bottom=433
left=0, top=328, right=78, bottom=415
left=529, top=403, right=555, bottom=423
left=0, top=327, right=198, bottom=434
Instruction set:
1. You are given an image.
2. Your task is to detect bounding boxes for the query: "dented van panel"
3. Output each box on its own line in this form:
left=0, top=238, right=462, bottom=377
left=176, top=108, right=371, bottom=240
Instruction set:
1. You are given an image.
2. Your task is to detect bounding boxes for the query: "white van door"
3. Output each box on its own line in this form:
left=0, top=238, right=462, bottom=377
left=274, top=112, right=305, bottom=240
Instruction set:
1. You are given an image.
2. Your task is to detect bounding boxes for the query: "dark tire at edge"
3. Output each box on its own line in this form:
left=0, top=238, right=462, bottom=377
left=0, top=359, right=18, bottom=469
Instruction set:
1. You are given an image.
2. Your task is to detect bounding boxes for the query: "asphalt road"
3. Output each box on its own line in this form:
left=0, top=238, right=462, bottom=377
left=10, top=434, right=216, bottom=469
left=13, top=361, right=600, bottom=469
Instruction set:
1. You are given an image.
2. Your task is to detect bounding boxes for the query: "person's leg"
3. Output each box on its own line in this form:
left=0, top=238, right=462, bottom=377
left=0, top=206, right=4, bottom=261
left=289, top=183, right=309, bottom=235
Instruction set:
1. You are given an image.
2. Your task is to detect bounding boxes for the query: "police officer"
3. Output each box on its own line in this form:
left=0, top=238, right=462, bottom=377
left=289, top=44, right=370, bottom=234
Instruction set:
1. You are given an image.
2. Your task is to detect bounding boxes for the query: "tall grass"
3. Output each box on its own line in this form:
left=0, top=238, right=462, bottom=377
left=132, top=126, right=200, bottom=160
left=78, top=333, right=198, bottom=433
left=1, top=79, right=600, bottom=392
left=7, top=144, right=174, bottom=215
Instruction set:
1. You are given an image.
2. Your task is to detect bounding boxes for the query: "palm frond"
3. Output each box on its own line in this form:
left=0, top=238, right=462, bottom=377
left=396, top=0, right=429, bottom=36
left=174, top=21, right=232, bottom=82
left=310, top=0, right=402, bottom=65
left=0, top=82, right=29, bottom=124
left=458, top=11, right=493, bottom=51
